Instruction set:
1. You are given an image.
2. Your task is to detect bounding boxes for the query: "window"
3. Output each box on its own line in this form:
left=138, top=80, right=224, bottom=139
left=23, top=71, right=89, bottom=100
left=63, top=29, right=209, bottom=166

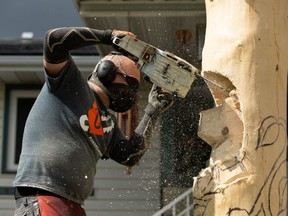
left=2, top=85, right=41, bottom=173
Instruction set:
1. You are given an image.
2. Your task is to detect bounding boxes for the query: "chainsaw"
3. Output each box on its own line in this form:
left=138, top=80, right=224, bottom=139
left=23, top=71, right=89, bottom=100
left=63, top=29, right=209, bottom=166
left=112, top=35, right=198, bottom=98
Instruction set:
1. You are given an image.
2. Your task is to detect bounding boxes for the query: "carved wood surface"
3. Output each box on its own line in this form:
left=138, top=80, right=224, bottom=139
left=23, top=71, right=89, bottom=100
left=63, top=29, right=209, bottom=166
left=193, top=0, right=288, bottom=215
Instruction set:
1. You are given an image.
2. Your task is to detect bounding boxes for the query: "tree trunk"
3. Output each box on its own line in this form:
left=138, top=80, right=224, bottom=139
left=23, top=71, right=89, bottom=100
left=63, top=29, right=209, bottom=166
left=193, top=0, right=288, bottom=215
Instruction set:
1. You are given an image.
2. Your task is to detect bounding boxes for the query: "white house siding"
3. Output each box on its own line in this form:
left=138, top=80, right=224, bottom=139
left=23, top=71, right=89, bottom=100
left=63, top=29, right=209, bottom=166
left=84, top=143, right=161, bottom=216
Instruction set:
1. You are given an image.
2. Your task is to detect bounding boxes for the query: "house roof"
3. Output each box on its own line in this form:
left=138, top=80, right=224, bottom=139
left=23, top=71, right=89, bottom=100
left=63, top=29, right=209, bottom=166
left=0, top=40, right=98, bottom=56
left=0, top=0, right=99, bottom=84
left=73, top=0, right=206, bottom=59
left=0, top=54, right=99, bottom=84
left=0, top=0, right=97, bottom=55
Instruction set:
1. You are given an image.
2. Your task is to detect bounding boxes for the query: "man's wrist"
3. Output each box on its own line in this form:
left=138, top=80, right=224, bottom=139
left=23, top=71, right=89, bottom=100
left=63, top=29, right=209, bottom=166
left=103, top=29, right=113, bottom=44
left=144, top=103, right=159, bottom=117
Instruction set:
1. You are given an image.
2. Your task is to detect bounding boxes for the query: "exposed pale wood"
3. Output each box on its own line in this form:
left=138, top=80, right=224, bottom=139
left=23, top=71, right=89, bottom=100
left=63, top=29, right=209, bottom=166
left=193, top=0, right=288, bottom=215
left=197, top=96, right=244, bottom=186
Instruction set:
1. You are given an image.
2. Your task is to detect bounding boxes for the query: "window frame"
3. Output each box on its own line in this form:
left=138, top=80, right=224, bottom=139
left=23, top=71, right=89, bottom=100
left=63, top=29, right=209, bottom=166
left=2, top=84, right=41, bottom=173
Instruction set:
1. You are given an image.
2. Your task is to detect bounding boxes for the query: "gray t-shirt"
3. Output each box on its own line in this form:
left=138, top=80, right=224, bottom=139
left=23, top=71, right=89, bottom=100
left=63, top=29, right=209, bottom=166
left=13, top=58, right=125, bottom=205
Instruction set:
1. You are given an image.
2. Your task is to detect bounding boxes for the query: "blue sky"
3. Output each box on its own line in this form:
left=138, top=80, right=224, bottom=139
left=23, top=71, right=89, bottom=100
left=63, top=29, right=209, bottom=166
left=0, top=0, right=84, bottom=40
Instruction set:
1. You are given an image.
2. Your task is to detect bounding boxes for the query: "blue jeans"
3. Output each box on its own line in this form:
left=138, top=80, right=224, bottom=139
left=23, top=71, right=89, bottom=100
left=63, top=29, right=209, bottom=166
left=14, top=197, right=40, bottom=216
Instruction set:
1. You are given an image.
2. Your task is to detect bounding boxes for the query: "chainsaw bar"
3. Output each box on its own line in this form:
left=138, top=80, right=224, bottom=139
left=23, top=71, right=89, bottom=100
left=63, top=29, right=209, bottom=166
left=196, top=74, right=230, bottom=93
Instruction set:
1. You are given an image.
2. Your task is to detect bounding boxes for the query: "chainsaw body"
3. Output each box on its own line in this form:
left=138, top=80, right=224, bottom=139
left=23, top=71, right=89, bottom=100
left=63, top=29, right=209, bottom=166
left=113, top=36, right=198, bottom=98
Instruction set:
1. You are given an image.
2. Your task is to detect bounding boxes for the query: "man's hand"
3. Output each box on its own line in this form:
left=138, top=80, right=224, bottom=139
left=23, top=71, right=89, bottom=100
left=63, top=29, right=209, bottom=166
left=148, top=84, right=174, bottom=113
left=111, top=30, right=137, bottom=57
left=112, top=30, right=136, bottom=39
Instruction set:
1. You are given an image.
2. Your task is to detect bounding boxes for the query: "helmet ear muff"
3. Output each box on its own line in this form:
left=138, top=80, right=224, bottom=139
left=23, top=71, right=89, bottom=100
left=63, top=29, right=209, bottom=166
left=96, top=60, right=118, bottom=85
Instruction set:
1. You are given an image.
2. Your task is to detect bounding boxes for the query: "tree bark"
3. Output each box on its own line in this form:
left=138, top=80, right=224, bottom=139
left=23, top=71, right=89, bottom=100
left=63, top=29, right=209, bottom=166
left=193, top=0, right=288, bottom=215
